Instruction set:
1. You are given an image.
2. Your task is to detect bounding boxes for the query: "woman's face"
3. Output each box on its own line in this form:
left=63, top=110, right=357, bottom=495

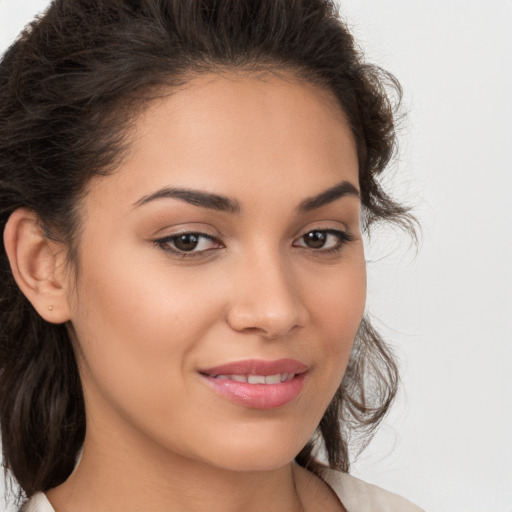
left=65, top=72, right=366, bottom=472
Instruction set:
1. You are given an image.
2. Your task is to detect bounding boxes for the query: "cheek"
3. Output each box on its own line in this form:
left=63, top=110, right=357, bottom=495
left=68, top=246, right=224, bottom=420
left=317, top=257, right=365, bottom=379
left=73, top=240, right=221, bottom=345
left=306, top=249, right=366, bottom=348
left=298, top=248, right=366, bottom=409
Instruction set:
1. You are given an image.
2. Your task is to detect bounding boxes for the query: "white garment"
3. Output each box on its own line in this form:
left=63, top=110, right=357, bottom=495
left=321, top=469, right=425, bottom=512
left=22, top=468, right=425, bottom=512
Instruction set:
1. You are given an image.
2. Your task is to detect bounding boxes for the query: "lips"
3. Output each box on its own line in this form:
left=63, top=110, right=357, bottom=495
left=199, top=359, right=308, bottom=409
left=214, top=373, right=295, bottom=384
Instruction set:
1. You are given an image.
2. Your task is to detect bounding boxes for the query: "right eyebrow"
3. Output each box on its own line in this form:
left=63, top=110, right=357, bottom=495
left=297, top=180, right=360, bottom=213
left=132, top=187, right=241, bottom=214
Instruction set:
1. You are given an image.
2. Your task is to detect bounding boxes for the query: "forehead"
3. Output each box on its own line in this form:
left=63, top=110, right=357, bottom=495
left=85, top=71, right=358, bottom=213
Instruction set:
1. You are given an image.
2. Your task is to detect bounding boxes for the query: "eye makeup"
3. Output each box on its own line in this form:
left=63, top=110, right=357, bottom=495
left=153, top=227, right=354, bottom=260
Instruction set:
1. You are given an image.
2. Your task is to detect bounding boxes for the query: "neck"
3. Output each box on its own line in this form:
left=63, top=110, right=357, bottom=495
left=46, top=424, right=307, bottom=512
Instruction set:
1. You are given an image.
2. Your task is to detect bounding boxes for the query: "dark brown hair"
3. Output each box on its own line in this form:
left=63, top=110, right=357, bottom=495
left=0, top=0, right=414, bottom=501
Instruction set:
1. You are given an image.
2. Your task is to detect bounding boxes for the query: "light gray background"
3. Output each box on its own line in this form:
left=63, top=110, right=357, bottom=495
left=1, top=1, right=511, bottom=511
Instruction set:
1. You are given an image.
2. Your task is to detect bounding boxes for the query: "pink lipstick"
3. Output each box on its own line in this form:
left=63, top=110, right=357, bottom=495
left=200, top=359, right=308, bottom=409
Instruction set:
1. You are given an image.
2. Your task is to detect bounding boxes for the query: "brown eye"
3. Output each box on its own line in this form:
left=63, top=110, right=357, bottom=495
left=155, top=232, right=222, bottom=257
left=174, top=233, right=200, bottom=251
left=294, top=229, right=352, bottom=253
left=303, top=230, right=328, bottom=249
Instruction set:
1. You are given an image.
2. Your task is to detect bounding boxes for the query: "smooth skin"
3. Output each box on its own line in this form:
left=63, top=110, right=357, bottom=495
left=5, top=72, right=365, bottom=512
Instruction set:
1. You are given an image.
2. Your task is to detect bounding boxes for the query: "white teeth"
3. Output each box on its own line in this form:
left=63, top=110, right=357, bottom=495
left=248, top=375, right=266, bottom=384
left=231, top=374, right=248, bottom=383
left=213, top=373, right=296, bottom=384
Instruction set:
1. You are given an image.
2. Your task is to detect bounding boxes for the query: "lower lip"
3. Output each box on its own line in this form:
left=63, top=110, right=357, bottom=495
left=202, top=373, right=307, bottom=409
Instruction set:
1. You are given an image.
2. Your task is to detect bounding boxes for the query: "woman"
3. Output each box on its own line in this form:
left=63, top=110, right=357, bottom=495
left=0, top=1, right=423, bottom=511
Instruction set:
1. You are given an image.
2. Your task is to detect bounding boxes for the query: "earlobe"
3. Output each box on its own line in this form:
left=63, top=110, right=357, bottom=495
left=3, top=208, right=72, bottom=324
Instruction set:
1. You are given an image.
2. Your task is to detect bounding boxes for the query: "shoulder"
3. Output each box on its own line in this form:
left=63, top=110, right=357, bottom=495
left=320, top=468, right=426, bottom=512
left=19, top=493, right=55, bottom=512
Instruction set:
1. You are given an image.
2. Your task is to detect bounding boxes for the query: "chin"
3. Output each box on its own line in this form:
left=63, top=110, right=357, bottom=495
left=189, top=424, right=313, bottom=473
left=207, top=450, right=298, bottom=473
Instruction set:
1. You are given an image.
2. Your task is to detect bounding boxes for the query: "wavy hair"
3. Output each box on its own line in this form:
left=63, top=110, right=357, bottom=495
left=0, top=0, right=414, bottom=499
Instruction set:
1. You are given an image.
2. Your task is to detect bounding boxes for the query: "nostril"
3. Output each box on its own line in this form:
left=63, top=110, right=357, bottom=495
left=225, top=260, right=310, bottom=336
left=226, top=302, right=308, bottom=339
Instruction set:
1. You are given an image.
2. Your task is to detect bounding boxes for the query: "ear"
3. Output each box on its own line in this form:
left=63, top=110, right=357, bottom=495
left=3, top=208, right=72, bottom=324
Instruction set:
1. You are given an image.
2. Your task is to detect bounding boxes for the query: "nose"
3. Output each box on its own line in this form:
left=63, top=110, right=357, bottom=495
left=226, top=249, right=309, bottom=339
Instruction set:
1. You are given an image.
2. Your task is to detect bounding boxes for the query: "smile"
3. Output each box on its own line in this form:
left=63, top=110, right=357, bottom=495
left=200, top=359, right=308, bottom=409
left=212, top=373, right=296, bottom=384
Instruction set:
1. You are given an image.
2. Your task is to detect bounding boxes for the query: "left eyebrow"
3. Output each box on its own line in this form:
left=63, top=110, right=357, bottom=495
left=133, top=187, right=241, bottom=213
left=298, top=180, right=360, bottom=213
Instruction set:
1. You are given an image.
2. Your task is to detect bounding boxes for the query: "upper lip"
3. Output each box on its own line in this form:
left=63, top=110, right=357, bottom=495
left=200, top=358, right=308, bottom=377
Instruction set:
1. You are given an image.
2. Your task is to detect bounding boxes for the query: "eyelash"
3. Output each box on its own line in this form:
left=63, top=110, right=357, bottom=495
left=154, top=228, right=354, bottom=259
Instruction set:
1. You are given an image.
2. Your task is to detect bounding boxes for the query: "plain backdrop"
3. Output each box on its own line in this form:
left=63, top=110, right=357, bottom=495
left=1, top=1, right=511, bottom=511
